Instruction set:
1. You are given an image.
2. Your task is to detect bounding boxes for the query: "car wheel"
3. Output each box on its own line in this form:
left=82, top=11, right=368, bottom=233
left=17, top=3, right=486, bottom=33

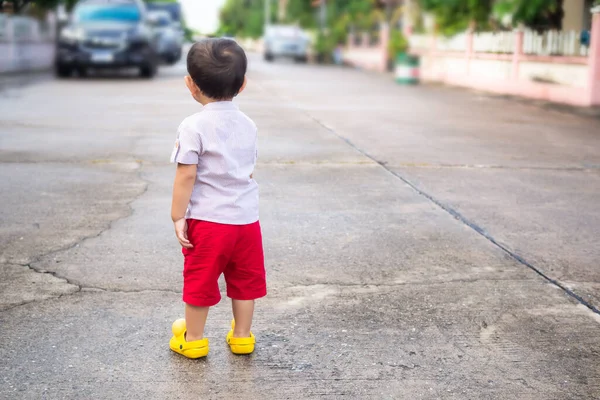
left=294, top=55, right=308, bottom=63
left=166, top=53, right=179, bottom=66
left=172, top=49, right=182, bottom=64
left=140, top=62, right=157, bottom=79
left=55, top=64, right=72, bottom=78
left=77, top=67, right=88, bottom=78
left=264, top=53, right=274, bottom=62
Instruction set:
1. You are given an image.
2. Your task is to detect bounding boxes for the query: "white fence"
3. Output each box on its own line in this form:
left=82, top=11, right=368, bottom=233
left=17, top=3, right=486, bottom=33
left=523, top=29, right=589, bottom=57
left=436, top=33, right=467, bottom=52
left=0, top=13, right=56, bottom=74
left=410, top=33, right=468, bottom=52
left=409, top=29, right=590, bottom=57
left=0, top=14, right=55, bottom=42
left=474, top=31, right=515, bottom=54
left=408, top=34, right=430, bottom=50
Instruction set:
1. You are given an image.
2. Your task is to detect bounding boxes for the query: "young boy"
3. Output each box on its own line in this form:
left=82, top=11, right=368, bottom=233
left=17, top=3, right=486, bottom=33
left=168, top=39, right=265, bottom=359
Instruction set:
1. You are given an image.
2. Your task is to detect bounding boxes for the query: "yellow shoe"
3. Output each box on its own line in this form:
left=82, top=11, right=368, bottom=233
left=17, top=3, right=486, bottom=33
left=226, top=319, right=256, bottom=355
left=169, top=318, right=209, bottom=359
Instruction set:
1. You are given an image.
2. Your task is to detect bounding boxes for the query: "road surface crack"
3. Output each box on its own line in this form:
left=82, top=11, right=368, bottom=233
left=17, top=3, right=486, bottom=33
left=306, top=114, right=600, bottom=316
left=80, top=287, right=181, bottom=294
left=2, top=161, right=150, bottom=312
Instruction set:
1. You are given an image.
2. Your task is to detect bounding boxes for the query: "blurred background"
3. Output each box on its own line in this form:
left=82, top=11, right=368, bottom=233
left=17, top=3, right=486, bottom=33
left=0, top=0, right=598, bottom=88
left=1, top=0, right=598, bottom=106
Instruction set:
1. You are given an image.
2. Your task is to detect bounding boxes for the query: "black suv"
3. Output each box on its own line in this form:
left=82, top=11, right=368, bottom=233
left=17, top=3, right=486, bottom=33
left=56, top=0, right=159, bottom=78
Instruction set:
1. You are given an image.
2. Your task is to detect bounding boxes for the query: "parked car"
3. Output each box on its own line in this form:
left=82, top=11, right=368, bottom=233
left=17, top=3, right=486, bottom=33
left=263, top=25, right=309, bottom=62
left=147, top=10, right=183, bottom=65
left=145, top=1, right=182, bottom=24
left=55, top=0, right=160, bottom=78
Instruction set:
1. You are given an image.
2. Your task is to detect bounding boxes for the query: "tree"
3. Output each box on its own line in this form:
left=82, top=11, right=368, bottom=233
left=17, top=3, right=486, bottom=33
left=416, top=0, right=566, bottom=35
left=285, top=0, right=316, bottom=28
left=418, top=0, right=494, bottom=36
left=218, top=0, right=265, bottom=38
left=4, top=0, right=63, bottom=13
left=494, top=0, right=564, bottom=31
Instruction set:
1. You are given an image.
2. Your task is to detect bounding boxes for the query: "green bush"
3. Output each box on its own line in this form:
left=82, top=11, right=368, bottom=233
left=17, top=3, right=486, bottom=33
left=388, top=29, right=408, bottom=58
left=314, top=32, right=336, bottom=62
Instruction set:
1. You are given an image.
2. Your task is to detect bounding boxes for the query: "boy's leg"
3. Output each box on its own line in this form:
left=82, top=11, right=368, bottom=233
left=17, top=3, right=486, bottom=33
left=225, top=221, right=266, bottom=340
left=231, top=299, right=254, bottom=338
left=181, top=220, right=237, bottom=343
left=185, top=304, right=209, bottom=341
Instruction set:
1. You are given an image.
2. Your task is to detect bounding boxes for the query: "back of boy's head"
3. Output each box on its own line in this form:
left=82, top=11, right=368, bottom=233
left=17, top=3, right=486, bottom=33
left=187, top=38, right=247, bottom=100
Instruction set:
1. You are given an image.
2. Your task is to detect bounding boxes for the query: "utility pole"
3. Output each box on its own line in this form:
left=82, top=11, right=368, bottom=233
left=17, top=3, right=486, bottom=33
left=278, top=0, right=288, bottom=22
left=319, top=0, right=326, bottom=33
left=264, top=0, right=271, bottom=27
left=385, top=0, right=391, bottom=21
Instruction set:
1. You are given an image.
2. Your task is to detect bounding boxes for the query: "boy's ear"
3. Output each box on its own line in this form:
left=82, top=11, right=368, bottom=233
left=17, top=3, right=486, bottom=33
left=238, top=76, right=247, bottom=95
left=184, top=75, right=199, bottom=96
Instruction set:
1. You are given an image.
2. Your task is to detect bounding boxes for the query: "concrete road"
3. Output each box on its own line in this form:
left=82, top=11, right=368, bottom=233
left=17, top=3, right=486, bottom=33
left=1, top=55, right=599, bottom=399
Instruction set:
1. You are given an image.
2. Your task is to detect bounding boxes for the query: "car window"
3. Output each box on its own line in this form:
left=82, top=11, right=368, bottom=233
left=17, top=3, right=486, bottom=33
left=267, top=26, right=302, bottom=38
left=150, top=11, right=171, bottom=27
left=75, top=4, right=141, bottom=22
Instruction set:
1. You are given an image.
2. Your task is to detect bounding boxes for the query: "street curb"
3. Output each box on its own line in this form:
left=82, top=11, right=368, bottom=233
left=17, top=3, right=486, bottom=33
left=424, top=81, right=600, bottom=120
left=0, top=70, right=53, bottom=91
left=350, top=66, right=600, bottom=120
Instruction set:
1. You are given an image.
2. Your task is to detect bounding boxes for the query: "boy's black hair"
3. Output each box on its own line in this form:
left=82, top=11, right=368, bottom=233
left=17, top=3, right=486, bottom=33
left=187, top=39, right=247, bottom=100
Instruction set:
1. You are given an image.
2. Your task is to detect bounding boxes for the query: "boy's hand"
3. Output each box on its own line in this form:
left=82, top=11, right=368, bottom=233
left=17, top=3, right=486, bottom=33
left=174, top=218, right=193, bottom=248
left=171, top=163, right=197, bottom=249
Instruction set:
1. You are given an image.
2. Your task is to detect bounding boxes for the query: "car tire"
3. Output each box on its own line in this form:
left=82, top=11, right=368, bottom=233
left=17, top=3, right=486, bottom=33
left=264, top=53, right=274, bottom=62
left=140, top=62, right=157, bottom=79
left=55, top=64, right=72, bottom=78
left=77, top=67, right=88, bottom=78
left=171, top=49, right=182, bottom=64
left=294, top=55, right=308, bottom=63
left=166, top=52, right=180, bottom=66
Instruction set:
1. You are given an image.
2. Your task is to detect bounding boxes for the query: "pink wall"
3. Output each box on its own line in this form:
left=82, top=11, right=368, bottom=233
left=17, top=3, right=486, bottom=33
left=411, top=9, right=600, bottom=107
left=343, top=10, right=600, bottom=107
left=344, top=26, right=389, bottom=73
left=588, top=10, right=600, bottom=105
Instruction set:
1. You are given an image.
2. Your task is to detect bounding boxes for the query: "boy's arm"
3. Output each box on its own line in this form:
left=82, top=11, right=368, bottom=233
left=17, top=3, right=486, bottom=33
left=171, top=163, right=197, bottom=248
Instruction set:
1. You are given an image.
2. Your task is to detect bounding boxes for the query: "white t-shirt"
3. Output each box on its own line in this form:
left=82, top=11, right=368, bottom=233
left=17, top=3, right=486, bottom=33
left=171, top=101, right=259, bottom=225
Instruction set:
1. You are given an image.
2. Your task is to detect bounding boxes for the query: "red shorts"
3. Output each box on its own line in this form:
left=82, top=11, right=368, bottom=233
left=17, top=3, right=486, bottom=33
left=182, top=219, right=266, bottom=307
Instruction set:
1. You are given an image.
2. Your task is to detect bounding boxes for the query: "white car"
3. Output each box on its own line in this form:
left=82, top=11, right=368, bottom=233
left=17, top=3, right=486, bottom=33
left=263, top=25, right=309, bottom=62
